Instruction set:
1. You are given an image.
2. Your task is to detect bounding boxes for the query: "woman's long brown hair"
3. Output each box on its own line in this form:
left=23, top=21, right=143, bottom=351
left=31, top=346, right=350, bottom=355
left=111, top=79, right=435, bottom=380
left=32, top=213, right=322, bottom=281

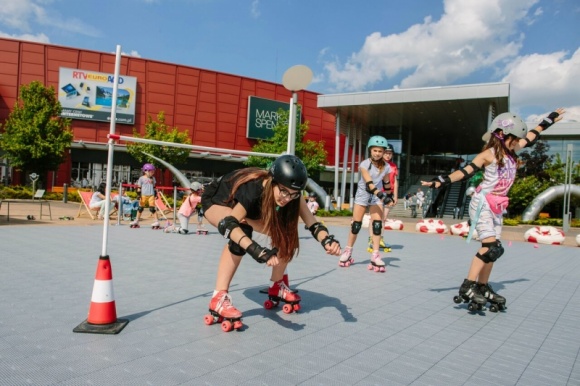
left=227, top=168, right=300, bottom=262
left=482, top=130, right=517, bottom=168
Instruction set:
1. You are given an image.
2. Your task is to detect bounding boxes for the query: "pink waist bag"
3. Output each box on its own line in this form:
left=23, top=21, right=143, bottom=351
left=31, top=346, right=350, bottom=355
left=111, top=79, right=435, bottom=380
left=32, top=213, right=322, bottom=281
left=476, top=186, right=509, bottom=215
left=485, top=194, right=509, bottom=214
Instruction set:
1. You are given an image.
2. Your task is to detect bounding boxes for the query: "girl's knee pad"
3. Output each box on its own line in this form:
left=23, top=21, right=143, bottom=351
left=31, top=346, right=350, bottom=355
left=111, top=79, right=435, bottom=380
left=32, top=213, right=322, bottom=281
left=372, top=220, right=382, bottom=235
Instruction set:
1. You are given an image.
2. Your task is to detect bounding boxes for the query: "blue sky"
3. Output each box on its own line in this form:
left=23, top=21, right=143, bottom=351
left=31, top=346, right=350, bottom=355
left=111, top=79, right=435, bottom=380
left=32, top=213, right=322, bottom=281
left=0, top=0, right=579, bottom=122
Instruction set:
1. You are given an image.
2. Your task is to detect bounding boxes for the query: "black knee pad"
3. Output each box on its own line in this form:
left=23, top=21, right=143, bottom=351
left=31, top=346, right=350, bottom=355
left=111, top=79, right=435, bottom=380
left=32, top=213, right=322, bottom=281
left=372, top=220, right=382, bottom=235
left=476, top=241, right=504, bottom=263
left=351, top=221, right=362, bottom=234
left=228, top=223, right=253, bottom=256
left=149, top=207, right=156, bottom=214
left=137, top=206, right=144, bottom=213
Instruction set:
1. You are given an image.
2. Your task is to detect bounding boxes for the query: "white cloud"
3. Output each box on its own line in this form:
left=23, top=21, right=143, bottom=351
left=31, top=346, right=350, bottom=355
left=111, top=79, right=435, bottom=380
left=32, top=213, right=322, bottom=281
left=502, top=48, right=580, bottom=112
left=323, top=0, right=580, bottom=116
left=0, top=31, right=50, bottom=43
left=324, top=0, right=539, bottom=92
left=526, top=106, right=580, bottom=124
left=251, top=0, right=260, bottom=18
left=0, top=0, right=42, bottom=32
left=121, top=50, right=142, bottom=58
left=0, top=0, right=100, bottom=37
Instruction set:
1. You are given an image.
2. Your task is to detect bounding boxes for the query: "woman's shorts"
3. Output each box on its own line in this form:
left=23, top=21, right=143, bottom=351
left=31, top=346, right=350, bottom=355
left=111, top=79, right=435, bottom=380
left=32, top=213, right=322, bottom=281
left=469, top=193, right=502, bottom=240
left=354, top=188, right=381, bottom=207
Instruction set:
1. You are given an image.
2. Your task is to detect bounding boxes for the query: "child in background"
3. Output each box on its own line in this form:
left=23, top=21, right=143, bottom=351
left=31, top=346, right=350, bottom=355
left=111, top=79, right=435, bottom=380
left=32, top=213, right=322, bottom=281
left=339, top=136, right=393, bottom=272
left=173, top=181, right=203, bottom=234
left=130, top=163, right=162, bottom=229
left=89, top=182, right=114, bottom=220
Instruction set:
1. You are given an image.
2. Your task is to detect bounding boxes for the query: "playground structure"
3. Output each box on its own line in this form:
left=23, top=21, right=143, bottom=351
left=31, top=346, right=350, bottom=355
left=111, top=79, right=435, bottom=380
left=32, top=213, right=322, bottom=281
left=521, top=184, right=580, bottom=221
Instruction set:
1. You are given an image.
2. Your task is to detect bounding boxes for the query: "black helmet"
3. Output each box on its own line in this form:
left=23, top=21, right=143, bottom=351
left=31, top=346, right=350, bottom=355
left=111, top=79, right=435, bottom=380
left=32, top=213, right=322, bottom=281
left=384, top=144, right=395, bottom=153
left=270, top=155, right=308, bottom=190
left=308, top=191, right=317, bottom=197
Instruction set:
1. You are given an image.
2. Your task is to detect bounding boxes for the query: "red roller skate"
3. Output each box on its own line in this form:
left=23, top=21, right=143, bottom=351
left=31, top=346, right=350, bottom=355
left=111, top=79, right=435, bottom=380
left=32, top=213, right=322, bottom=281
left=338, top=246, right=354, bottom=267
left=264, top=280, right=301, bottom=314
left=204, top=290, right=243, bottom=332
left=367, top=251, right=386, bottom=273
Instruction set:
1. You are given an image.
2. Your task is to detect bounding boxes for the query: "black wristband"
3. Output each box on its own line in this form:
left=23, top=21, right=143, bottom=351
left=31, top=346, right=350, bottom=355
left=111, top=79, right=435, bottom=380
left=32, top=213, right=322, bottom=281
left=308, top=222, right=328, bottom=240
left=432, top=175, right=451, bottom=189
left=539, top=111, right=559, bottom=130
left=321, top=234, right=338, bottom=249
left=246, top=241, right=277, bottom=264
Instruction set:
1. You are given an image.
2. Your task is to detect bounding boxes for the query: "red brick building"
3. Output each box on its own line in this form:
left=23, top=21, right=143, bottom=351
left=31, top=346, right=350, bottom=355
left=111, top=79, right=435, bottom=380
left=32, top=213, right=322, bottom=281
left=0, top=38, right=342, bottom=190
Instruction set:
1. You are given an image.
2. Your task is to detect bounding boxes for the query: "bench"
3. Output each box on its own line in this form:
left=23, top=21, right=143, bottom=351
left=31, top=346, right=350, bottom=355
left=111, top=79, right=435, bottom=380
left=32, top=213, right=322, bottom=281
left=0, top=199, right=52, bottom=222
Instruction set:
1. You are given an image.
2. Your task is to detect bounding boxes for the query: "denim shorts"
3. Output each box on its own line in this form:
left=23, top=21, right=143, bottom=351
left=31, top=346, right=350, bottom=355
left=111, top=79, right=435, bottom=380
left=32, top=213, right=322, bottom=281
left=354, top=188, right=382, bottom=207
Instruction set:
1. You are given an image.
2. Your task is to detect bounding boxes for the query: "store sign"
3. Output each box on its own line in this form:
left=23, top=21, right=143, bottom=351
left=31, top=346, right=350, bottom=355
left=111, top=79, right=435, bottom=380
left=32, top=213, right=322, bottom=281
left=58, top=67, right=137, bottom=125
left=247, top=96, right=291, bottom=140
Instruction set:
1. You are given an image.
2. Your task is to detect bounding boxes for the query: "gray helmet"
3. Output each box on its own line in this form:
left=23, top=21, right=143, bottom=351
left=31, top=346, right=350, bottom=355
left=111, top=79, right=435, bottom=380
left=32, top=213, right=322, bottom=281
left=465, top=186, right=476, bottom=196
left=483, top=113, right=527, bottom=141
left=190, top=181, right=203, bottom=192
left=269, top=155, right=308, bottom=190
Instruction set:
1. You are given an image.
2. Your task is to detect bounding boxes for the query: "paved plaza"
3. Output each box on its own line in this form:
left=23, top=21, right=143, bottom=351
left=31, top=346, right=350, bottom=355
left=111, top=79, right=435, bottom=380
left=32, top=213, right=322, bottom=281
left=1, top=213, right=580, bottom=385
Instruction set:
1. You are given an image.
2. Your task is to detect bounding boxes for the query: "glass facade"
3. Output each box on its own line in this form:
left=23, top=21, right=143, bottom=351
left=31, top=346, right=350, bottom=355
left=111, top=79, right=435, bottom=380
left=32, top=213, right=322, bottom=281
left=542, top=138, right=580, bottom=164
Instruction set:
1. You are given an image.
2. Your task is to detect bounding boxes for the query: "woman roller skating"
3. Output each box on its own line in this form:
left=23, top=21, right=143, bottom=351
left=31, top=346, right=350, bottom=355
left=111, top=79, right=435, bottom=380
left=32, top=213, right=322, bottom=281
left=201, top=155, right=342, bottom=332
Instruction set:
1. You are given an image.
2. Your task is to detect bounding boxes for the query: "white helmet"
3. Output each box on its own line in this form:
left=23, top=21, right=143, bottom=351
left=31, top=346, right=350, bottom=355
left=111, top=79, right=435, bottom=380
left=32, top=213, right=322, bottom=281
left=482, top=112, right=527, bottom=142
left=190, top=181, right=203, bottom=192
left=465, top=186, right=476, bottom=196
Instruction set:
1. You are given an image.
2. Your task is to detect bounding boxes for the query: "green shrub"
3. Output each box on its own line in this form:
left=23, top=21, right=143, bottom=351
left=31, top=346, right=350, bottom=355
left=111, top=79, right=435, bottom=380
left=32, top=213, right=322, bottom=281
left=317, top=209, right=352, bottom=217
left=503, top=218, right=520, bottom=226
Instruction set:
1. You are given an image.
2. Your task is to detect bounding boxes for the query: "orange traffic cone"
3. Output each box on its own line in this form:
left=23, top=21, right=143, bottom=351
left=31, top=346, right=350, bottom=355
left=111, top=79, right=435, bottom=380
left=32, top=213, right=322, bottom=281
left=73, top=255, right=129, bottom=334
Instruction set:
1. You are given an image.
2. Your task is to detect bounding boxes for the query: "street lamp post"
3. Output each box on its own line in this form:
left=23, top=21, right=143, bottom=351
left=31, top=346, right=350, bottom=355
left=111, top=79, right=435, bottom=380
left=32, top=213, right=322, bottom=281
left=282, top=65, right=313, bottom=155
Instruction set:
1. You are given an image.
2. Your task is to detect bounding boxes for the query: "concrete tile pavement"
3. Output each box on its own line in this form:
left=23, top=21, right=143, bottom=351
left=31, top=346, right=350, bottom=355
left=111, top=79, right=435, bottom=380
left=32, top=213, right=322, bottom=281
left=1, top=210, right=580, bottom=385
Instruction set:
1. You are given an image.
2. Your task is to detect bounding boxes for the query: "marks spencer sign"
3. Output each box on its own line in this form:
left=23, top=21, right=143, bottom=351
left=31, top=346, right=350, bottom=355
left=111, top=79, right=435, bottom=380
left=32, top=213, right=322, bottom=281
left=247, top=96, right=291, bottom=140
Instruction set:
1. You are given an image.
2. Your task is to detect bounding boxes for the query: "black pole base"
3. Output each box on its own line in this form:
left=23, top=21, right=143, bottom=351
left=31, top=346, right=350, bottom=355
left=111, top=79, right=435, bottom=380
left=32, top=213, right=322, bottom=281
left=73, top=319, right=129, bottom=335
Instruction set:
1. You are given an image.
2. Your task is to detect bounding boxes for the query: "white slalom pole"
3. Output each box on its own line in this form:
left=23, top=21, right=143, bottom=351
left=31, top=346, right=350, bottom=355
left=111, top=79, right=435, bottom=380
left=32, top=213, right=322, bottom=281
left=107, top=134, right=282, bottom=159
left=102, top=45, right=122, bottom=256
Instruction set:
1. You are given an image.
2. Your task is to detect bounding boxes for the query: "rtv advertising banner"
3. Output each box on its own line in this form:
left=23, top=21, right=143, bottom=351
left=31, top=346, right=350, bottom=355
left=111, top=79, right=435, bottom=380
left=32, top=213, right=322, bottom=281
left=58, top=67, right=137, bottom=124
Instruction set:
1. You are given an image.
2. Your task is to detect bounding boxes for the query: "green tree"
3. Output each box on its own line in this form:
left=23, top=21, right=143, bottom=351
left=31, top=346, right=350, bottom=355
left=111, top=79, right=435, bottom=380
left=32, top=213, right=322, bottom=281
left=245, top=109, right=328, bottom=177
left=516, top=140, right=553, bottom=180
left=0, top=81, right=73, bottom=186
left=509, top=152, right=580, bottom=216
left=126, top=111, right=191, bottom=184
